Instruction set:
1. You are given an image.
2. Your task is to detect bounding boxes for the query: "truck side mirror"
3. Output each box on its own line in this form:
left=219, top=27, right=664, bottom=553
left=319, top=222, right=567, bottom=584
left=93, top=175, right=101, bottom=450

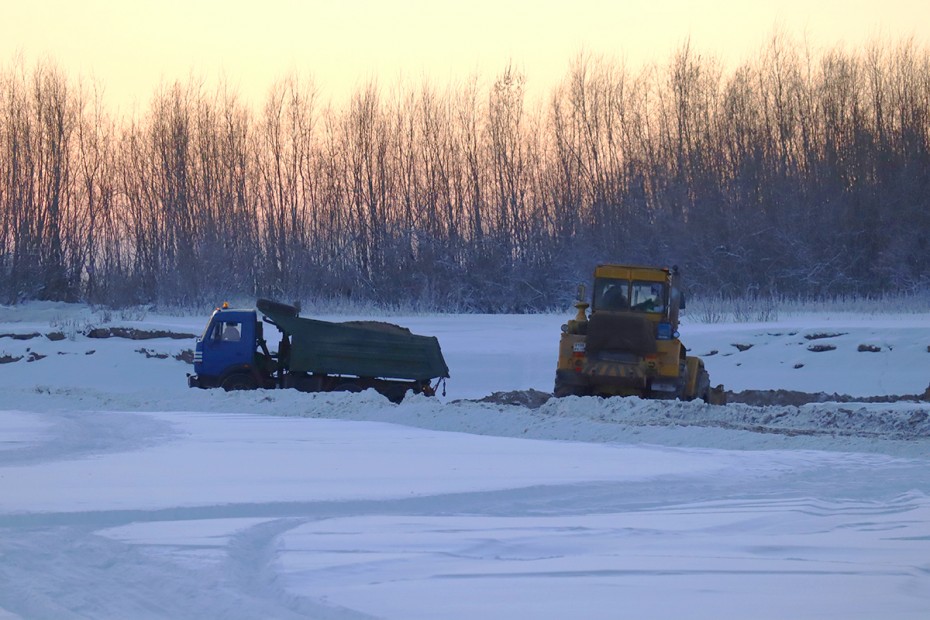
left=577, top=283, right=586, bottom=302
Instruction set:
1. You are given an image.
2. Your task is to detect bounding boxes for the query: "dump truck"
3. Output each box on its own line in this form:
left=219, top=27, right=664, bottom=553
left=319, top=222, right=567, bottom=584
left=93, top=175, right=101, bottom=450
left=188, top=299, right=449, bottom=403
left=554, top=264, right=724, bottom=403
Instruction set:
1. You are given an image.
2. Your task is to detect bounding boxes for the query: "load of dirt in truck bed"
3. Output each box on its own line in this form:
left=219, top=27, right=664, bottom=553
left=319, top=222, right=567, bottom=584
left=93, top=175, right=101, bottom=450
left=341, top=321, right=413, bottom=335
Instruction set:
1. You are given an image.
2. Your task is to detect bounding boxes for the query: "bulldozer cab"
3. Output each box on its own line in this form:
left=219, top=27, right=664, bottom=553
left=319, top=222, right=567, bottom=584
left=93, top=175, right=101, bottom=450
left=590, top=264, right=681, bottom=331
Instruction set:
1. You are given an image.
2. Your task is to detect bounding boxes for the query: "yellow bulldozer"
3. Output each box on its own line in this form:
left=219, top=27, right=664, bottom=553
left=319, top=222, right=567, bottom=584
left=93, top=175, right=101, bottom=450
left=554, top=263, right=725, bottom=403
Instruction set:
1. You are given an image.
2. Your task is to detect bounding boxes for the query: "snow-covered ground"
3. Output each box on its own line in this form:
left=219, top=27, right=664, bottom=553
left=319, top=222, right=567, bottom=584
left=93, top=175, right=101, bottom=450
left=1, top=302, right=929, bottom=619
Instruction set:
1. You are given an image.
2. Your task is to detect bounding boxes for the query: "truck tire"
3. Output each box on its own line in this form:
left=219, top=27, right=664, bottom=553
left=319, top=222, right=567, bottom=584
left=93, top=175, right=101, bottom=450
left=293, top=375, right=324, bottom=393
left=222, top=373, right=258, bottom=391
left=378, top=384, right=409, bottom=404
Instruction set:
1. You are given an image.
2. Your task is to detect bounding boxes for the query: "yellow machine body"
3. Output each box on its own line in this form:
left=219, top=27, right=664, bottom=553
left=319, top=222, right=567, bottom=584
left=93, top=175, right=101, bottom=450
left=555, top=264, right=722, bottom=402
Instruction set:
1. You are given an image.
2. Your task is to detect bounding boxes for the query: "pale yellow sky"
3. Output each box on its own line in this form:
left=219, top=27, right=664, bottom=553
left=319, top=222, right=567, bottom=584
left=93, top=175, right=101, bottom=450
left=2, top=0, right=929, bottom=112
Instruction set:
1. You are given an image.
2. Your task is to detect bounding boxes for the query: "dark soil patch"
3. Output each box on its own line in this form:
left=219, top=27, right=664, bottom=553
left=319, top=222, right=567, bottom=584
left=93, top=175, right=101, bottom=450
left=727, top=386, right=930, bottom=407
left=174, top=349, right=195, bottom=364
left=26, top=352, right=46, bottom=362
left=732, top=343, right=753, bottom=352
left=0, top=332, right=41, bottom=340
left=46, top=331, right=66, bottom=341
left=0, top=354, right=23, bottom=364
left=807, top=344, right=836, bottom=352
left=135, top=347, right=169, bottom=359
left=473, top=385, right=930, bottom=413
left=475, top=389, right=553, bottom=409
left=133, top=347, right=194, bottom=363
left=804, top=332, right=847, bottom=340
left=86, top=327, right=196, bottom=340
left=857, top=344, right=882, bottom=352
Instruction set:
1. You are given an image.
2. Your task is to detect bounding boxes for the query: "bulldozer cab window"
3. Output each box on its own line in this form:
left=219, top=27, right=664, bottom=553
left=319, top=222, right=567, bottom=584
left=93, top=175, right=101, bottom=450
left=593, top=278, right=629, bottom=311
left=630, top=281, right=666, bottom=313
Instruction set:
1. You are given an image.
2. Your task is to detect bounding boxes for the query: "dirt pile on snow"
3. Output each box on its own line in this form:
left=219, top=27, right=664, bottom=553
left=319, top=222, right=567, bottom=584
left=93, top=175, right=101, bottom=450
left=417, top=388, right=930, bottom=457
left=472, top=388, right=930, bottom=441
left=533, top=395, right=930, bottom=441
left=477, top=385, right=930, bottom=411
left=728, top=386, right=930, bottom=406
left=472, top=389, right=553, bottom=409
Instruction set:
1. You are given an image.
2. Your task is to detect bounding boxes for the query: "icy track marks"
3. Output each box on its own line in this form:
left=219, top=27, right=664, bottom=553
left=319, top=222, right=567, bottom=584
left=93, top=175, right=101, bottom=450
left=0, top=515, right=376, bottom=620
left=0, top=409, right=177, bottom=467
left=275, top=491, right=930, bottom=620
left=2, top=405, right=929, bottom=619
left=0, top=410, right=376, bottom=620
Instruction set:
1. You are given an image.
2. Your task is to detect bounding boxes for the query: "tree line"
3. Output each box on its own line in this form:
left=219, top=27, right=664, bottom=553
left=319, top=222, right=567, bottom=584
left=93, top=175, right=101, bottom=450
left=1, top=35, right=929, bottom=312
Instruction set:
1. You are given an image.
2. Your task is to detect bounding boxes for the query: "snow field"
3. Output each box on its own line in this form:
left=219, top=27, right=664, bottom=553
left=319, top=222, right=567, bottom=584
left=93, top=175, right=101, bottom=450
left=0, top=303, right=929, bottom=618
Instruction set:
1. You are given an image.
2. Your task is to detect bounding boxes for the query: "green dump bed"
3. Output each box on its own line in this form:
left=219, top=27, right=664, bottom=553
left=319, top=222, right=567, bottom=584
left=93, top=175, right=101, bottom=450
left=258, top=299, right=449, bottom=381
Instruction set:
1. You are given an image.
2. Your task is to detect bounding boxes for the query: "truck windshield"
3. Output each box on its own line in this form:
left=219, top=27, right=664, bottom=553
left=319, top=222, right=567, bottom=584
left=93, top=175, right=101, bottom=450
left=593, top=278, right=629, bottom=311
left=200, top=312, right=217, bottom=340
left=630, top=281, right=666, bottom=313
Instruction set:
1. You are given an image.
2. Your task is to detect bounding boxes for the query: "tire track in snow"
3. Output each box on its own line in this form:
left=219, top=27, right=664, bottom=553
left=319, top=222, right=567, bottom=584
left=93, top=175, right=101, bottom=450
left=0, top=409, right=176, bottom=467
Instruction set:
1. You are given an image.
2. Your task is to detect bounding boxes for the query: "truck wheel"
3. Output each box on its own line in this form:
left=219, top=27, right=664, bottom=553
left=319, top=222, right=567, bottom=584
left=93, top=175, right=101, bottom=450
left=293, top=375, right=324, bottom=393
left=380, top=385, right=408, bottom=404
left=222, top=373, right=258, bottom=391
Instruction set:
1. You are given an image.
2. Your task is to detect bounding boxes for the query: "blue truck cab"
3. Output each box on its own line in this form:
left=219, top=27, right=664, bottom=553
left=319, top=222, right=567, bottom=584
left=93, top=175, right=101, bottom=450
left=189, top=306, right=269, bottom=390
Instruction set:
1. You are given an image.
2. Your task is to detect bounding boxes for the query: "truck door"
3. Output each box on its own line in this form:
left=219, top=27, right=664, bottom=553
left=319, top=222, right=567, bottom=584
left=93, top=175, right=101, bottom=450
left=200, top=313, right=255, bottom=378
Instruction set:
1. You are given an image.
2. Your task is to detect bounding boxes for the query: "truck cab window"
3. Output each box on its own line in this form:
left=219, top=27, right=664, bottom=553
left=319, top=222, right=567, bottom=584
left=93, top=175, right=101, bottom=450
left=221, top=322, right=241, bottom=342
